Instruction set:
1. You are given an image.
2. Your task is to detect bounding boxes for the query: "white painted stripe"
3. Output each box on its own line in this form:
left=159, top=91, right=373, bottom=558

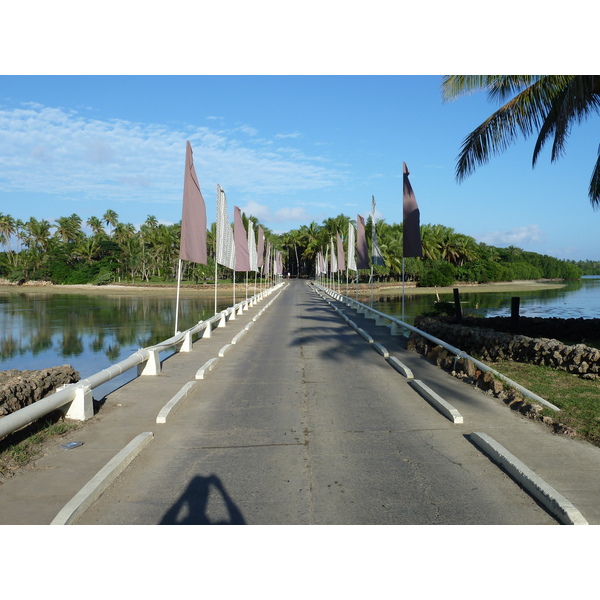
left=51, top=432, right=154, bottom=525
left=409, top=379, right=464, bottom=424
left=470, top=432, right=588, bottom=525
left=156, top=381, right=197, bottom=423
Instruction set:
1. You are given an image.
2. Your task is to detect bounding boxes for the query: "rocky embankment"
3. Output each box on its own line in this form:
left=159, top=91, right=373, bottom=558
left=0, top=366, right=80, bottom=417
left=407, top=316, right=600, bottom=435
left=410, top=316, right=600, bottom=378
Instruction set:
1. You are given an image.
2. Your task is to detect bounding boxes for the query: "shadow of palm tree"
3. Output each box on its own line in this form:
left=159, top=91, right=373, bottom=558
left=160, top=474, right=246, bottom=525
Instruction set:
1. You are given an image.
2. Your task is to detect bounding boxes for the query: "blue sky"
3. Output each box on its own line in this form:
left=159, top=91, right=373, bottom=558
left=1, top=7, right=598, bottom=262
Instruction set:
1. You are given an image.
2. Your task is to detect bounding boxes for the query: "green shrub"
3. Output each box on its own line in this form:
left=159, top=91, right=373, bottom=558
left=419, top=261, right=456, bottom=287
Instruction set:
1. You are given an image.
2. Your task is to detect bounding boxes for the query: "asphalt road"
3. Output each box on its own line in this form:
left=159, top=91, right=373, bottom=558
left=77, top=280, right=557, bottom=525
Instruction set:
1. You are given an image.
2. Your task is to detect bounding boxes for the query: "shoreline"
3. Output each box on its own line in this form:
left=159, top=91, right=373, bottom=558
left=0, top=279, right=567, bottom=298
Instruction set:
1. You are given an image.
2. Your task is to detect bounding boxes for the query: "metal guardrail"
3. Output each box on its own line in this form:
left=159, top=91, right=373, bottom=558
left=314, top=283, right=561, bottom=412
left=0, top=283, right=284, bottom=441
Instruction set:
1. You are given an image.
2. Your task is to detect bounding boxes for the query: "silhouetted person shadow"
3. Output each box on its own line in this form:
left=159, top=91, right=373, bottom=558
left=160, top=474, right=246, bottom=525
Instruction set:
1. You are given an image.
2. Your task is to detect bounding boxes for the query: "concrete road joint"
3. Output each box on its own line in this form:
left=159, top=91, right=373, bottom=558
left=470, top=432, right=588, bottom=525
left=409, top=379, right=464, bottom=424
left=50, top=431, right=154, bottom=525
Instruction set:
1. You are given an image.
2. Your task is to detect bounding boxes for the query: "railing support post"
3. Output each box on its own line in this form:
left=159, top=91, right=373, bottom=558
left=390, top=322, right=403, bottom=336
left=180, top=330, right=193, bottom=352
left=138, top=349, right=161, bottom=376
left=58, top=384, right=94, bottom=421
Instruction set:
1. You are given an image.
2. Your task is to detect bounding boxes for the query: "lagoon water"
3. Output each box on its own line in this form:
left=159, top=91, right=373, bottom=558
left=0, top=289, right=230, bottom=399
left=1, top=277, right=599, bottom=398
left=372, top=276, right=600, bottom=322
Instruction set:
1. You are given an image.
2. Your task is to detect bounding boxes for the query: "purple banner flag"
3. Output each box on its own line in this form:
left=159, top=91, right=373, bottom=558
left=330, top=238, right=338, bottom=273
left=233, top=207, right=251, bottom=272
left=336, top=232, right=346, bottom=271
left=356, top=215, right=369, bottom=270
left=264, top=240, right=271, bottom=276
left=179, top=141, right=207, bottom=264
left=403, top=162, right=423, bottom=258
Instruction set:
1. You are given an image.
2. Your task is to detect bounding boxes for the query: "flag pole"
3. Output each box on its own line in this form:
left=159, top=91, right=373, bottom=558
left=175, top=258, right=183, bottom=334
left=402, top=257, right=405, bottom=322
left=214, top=260, right=218, bottom=315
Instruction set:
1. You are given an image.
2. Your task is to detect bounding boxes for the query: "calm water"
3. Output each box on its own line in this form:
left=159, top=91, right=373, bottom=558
left=2, top=278, right=600, bottom=398
left=0, top=289, right=230, bottom=399
left=371, top=276, right=600, bottom=324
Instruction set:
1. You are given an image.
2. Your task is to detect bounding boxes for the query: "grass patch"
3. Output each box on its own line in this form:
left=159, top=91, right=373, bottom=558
left=491, top=359, right=600, bottom=446
left=0, top=412, right=78, bottom=479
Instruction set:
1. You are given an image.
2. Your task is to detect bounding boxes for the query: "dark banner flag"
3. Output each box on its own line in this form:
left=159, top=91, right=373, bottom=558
left=356, top=214, right=369, bottom=270
left=403, top=162, right=423, bottom=258
left=179, top=141, right=207, bottom=264
left=233, top=206, right=251, bottom=272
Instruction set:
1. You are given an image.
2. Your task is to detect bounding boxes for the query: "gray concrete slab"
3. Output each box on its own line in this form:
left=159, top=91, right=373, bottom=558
left=3, top=280, right=599, bottom=525
left=321, top=287, right=600, bottom=524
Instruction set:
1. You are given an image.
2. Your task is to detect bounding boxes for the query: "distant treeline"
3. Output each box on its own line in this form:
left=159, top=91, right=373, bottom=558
left=573, top=260, right=600, bottom=276
left=0, top=211, right=588, bottom=286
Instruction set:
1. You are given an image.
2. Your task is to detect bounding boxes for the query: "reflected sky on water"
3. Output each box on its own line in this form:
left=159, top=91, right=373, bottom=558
left=371, top=277, right=600, bottom=324
left=0, top=289, right=229, bottom=399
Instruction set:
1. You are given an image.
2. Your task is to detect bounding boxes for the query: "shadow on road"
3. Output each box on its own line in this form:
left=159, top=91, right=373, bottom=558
left=160, top=474, right=246, bottom=525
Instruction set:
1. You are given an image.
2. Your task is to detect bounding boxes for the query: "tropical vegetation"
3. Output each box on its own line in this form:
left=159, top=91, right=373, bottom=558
left=441, top=75, right=600, bottom=206
left=0, top=210, right=586, bottom=287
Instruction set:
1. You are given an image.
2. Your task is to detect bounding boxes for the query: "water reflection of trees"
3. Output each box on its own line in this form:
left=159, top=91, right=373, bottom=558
left=0, top=292, right=222, bottom=362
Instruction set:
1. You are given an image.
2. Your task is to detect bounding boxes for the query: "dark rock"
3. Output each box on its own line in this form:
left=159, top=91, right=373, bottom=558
left=0, top=366, right=80, bottom=417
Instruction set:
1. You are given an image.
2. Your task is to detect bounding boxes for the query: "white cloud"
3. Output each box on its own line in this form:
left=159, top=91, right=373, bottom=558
left=0, top=103, right=344, bottom=208
left=239, top=200, right=311, bottom=224
left=477, top=225, right=544, bottom=247
left=275, top=131, right=302, bottom=139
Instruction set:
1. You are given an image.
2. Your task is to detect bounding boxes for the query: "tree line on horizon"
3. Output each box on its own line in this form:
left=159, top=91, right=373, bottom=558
left=0, top=210, right=590, bottom=287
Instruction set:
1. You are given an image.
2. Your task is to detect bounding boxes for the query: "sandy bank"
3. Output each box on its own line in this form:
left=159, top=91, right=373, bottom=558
left=0, top=279, right=566, bottom=299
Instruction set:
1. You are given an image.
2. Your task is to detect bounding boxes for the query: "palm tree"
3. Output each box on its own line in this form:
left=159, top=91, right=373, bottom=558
left=73, top=236, right=101, bottom=265
left=442, top=75, right=600, bottom=206
left=86, top=215, right=106, bottom=237
left=0, top=212, right=16, bottom=254
left=23, top=217, right=52, bottom=251
left=103, top=209, right=119, bottom=237
left=54, top=214, right=82, bottom=244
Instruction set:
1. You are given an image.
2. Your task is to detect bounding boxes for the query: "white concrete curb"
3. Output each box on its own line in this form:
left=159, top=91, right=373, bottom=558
left=372, top=342, right=389, bottom=357
left=386, top=356, right=414, bottom=379
left=156, top=381, right=197, bottom=424
left=218, top=343, right=233, bottom=357
left=356, top=328, right=374, bottom=343
left=196, top=357, right=219, bottom=380
left=409, top=379, right=464, bottom=424
left=51, top=431, right=154, bottom=525
left=231, top=329, right=247, bottom=344
left=470, top=432, right=588, bottom=525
